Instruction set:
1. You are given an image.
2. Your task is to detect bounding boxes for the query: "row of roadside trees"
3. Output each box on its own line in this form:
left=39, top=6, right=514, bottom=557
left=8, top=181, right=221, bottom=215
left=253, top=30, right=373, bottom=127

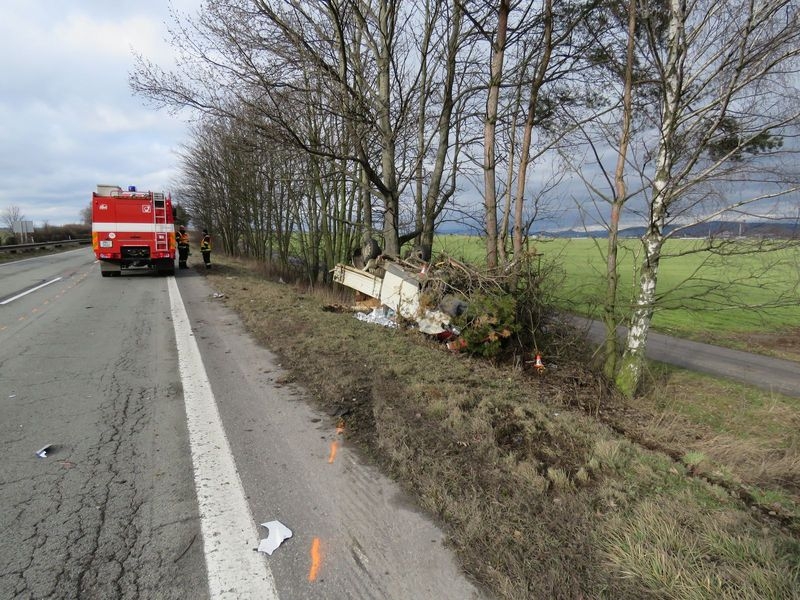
left=131, top=0, right=800, bottom=396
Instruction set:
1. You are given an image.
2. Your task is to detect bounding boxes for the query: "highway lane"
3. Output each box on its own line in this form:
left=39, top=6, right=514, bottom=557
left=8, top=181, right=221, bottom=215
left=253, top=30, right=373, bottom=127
left=0, top=248, right=95, bottom=306
left=1, top=251, right=485, bottom=599
left=0, top=251, right=208, bottom=599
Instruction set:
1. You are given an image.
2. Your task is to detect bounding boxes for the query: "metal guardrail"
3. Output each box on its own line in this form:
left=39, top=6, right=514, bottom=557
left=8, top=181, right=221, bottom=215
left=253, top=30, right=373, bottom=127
left=0, top=239, right=91, bottom=254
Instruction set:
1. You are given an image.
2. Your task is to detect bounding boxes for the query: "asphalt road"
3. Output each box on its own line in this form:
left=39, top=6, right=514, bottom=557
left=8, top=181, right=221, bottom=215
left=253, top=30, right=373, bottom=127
left=579, top=318, right=800, bottom=398
left=0, top=250, right=207, bottom=599
left=0, top=249, right=484, bottom=599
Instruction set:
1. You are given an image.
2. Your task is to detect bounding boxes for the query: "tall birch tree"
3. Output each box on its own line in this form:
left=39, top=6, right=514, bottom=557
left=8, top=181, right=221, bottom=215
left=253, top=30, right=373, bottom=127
left=615, top=0, right=800, bottom=395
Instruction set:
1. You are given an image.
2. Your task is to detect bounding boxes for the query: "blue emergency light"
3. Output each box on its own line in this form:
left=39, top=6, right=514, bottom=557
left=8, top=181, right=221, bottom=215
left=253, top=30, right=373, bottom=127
left=128, top=186, right=137, bottom=192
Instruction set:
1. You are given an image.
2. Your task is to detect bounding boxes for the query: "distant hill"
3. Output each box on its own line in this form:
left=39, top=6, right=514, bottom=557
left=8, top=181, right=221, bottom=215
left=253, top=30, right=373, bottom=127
left=532, top=220, right=800, bottom=239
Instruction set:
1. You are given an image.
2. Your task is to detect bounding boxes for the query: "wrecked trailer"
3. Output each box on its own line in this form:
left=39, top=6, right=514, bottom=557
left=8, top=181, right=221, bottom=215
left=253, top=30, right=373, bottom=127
left=332, top=260, right=461, bottom=337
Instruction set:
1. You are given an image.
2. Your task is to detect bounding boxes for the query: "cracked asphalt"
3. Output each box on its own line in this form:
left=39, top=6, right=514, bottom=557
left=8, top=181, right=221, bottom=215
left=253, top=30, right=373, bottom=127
left=1, top=252, right=207, bottom=599
left=2, top=250, right=485, bottom=600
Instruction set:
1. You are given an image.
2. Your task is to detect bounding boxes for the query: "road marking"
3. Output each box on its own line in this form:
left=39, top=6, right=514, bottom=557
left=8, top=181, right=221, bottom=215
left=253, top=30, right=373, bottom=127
left=308, top=538, right=322, bottom=582
left=328, top=440, right=339, bottom=464
left=168, top=278, right=279, bottom=600
left=0, top=277, right=62, bottom=305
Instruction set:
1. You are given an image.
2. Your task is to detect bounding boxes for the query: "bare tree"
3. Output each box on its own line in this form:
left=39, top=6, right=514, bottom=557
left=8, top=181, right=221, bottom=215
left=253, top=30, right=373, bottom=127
left=612, top=0, right=800, bottom=395
left=132, top=0, right=471, bottom=259
left=1, top=205, right=25, bottom=231
left=570, top=0, right=640, bottom=380
left=413, top=0, right=466, bottom=260
left=80, top=204, right=93, bottom=226
left=482, top=0, right=511, bottom=270
left=602, top=0, right=636, bottom=380
left=566, top=0, right=800, bottom=395
left=462, top=0, right=600, bottom=267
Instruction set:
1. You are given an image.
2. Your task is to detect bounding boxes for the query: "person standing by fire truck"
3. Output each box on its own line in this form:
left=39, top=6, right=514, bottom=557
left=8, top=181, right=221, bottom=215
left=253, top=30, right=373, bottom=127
left=200, top=229, right=212, bottom=269
left=177, top=225, right=190, bottom=269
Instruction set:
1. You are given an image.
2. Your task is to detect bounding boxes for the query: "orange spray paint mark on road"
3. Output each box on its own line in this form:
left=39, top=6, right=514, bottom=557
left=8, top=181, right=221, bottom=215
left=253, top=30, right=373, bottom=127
left=308, top=537, right=322, bottom=581
left=328, top=440, right=339, bottom=464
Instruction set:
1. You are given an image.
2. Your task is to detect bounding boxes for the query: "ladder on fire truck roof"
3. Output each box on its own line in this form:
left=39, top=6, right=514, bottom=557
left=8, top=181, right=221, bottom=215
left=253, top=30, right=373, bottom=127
left=153, top=192, right=169, bottom=252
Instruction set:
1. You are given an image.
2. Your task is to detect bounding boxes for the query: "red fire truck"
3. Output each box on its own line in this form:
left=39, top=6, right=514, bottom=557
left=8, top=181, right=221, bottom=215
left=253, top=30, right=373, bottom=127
left=91, top=185, right=177, bottom=277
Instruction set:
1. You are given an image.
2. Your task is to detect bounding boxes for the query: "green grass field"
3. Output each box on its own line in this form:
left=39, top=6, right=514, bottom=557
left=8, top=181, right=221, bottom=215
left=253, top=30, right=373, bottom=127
left=433, top=235, right=800, bottom=338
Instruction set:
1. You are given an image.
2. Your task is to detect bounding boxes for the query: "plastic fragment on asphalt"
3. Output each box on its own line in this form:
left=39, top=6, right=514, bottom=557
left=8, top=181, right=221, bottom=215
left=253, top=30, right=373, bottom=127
left=36, top=445, right=53, bottom=458
left=258, top=520, right=293, bottom=555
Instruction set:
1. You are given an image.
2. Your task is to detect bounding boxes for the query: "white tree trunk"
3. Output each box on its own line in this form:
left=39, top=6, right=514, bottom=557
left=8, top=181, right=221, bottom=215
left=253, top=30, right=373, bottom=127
left=616, top=0, right=684, bottom=397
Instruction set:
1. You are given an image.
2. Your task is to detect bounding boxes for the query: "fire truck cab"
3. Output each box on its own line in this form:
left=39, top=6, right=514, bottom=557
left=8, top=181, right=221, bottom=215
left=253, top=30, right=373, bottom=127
left=91, top=185, right=177, bottom=277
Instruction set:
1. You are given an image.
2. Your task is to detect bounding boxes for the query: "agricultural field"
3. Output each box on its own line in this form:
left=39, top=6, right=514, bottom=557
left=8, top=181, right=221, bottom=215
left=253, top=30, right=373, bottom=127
left=434, top=234, right=800, bottom=358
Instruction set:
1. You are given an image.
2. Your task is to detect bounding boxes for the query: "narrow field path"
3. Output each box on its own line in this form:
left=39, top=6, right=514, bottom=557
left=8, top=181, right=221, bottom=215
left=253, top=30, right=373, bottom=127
left=579, top=319, right=800, bottom=398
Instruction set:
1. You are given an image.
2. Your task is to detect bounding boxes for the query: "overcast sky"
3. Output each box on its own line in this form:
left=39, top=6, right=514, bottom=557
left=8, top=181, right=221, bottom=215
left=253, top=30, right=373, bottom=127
left=3, top=1, right=794, bottom=233
left=0, top=0, right=200, bottom=226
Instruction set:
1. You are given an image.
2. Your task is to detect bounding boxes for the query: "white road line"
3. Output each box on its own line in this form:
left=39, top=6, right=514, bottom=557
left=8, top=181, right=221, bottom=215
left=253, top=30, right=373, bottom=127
left=0, top=277, right=62, bottom=305
left=168, top=278, right=279, bottom=600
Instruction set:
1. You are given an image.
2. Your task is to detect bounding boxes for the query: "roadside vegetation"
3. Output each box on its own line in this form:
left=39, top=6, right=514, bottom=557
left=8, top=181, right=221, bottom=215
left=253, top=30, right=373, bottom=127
left=133, top=0, right=800, bottom=399
left=199, top=253, right=800, bottom=600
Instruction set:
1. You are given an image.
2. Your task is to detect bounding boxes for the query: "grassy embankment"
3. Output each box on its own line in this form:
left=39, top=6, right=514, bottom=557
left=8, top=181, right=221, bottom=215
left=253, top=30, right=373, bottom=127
left=199, top=251, right=800, bottom=600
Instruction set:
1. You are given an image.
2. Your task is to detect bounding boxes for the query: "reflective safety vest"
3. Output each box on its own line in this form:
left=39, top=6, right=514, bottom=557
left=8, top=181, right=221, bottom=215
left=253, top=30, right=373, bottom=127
left=200, top=235, right=211, bottom=251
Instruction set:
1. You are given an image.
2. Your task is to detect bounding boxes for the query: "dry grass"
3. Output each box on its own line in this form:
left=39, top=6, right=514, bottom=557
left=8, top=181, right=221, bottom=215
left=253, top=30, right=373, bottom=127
left=199, top=255, right=800, bottom=599
left=602, top=493, right=800, bottom=600
left=627, top=368, right=800, bottom=519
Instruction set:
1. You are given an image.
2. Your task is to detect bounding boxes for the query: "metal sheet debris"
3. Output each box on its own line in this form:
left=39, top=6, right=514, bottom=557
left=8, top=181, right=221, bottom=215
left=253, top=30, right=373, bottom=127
left=355, top=307, right=398, bottom=328
left=416, top=310, right=454, bottom=335
left=258, top=520, right=293, bottom=555
left=332, top=264, right=383, bottom=299
left=380, top=263, right=421, bottom=318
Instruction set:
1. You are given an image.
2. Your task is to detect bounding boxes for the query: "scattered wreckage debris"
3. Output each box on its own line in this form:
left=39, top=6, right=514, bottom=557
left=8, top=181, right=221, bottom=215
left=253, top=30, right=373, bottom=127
left=35, top=444, right=54, bottom=458
left=333, top=249, right=550, bottom=362
left=333, top=254, right=527, bottom=351
left=258, top=520, right=293, bottom=555
left=333, top=259, right=461, bottom=338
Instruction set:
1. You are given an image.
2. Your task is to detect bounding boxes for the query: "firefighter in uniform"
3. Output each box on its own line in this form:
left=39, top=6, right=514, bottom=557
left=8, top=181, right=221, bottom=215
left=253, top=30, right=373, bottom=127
left=177, top=225, right=190, bottom=269
left=200, top=229, right=212, bottom=269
